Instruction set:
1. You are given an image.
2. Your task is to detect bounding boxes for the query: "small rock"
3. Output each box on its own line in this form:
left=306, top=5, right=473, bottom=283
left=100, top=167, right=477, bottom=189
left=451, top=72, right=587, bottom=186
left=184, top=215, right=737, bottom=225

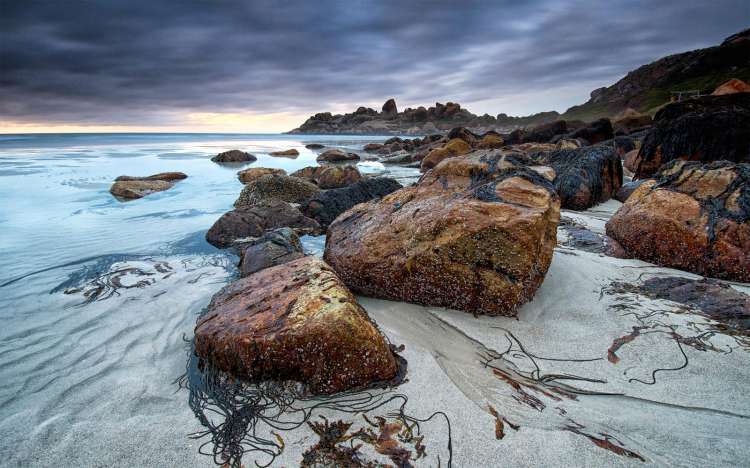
left=237, top=167, right=287, bottom=185
left=110, top=172, right=188, bottom=200
left=234, top=174, right=320, bottom=208
left=305, top=143, right=325, bottom=149
left=291, top=165, right=363, bottom=189
left=239, top=227, right=304, bottom=276
left=211, top=149, right=256, bottom=163
left=269, top=148, right=300, bottom=158
left=317, top=149, right=360, bottom=163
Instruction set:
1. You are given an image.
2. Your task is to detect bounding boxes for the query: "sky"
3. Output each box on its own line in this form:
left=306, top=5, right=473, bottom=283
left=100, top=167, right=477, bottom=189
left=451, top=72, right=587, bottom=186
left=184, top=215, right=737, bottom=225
left=1, top=0, right=747, bottom=133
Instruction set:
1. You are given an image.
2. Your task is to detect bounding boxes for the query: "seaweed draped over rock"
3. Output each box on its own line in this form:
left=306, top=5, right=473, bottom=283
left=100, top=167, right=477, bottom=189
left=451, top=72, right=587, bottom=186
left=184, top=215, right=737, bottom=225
left=606, top=160, right=750, bottom=281
left=538, top=145, right=623, bottom=210
left=324, top=164, right=560, bottom=316
left=632, top=93, right=750, bottom=178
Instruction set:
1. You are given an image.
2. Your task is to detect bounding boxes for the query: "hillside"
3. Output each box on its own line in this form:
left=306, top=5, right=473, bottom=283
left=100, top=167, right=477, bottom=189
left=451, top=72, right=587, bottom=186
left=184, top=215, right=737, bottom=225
left=562, top=28, right=750, bottom=121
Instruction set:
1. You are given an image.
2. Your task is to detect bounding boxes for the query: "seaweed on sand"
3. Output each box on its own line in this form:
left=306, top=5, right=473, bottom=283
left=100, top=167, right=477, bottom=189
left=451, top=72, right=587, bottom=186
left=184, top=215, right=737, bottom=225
left=177, top=343, right=452, bottom=468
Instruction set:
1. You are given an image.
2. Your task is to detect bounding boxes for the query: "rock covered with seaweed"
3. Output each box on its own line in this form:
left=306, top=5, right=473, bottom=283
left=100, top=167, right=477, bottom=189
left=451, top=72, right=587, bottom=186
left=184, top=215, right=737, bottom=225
left=606, top=160, right=750, bottom=282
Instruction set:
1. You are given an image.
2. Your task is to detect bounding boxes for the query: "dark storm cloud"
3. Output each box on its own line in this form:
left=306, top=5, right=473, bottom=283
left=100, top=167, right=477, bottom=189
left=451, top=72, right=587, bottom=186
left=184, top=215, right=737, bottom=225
left=1, top=0, right=747, bottom=126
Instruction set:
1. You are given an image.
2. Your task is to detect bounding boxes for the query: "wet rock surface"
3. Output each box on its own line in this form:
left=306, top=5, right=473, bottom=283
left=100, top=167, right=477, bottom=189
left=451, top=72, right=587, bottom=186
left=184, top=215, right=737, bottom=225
left=324, top=167, right=560, bottom=316
left=606, top=160, right=750, bottom=281
left=211, top=149, right=256, bottom=163
left=269, top=148, right=300, bottom=158
left=238, top=227, right=304, bottom=277
left=316, top=149, right=360, bottom=162
left=237, top=167, right=287, bottom=184
left=632, top=94, right=750, bottom=177
left=291, top=165, right=363, bottom=189
left=193, top=256, right=399, bottom=394
left=206, top=200, right=321, bottom=248
left=234, top=174, right=320, bottom=208
left=110, top=172, right=188, bottom=200
left=302, top=177, right=402, bottom=228
left=420, top=138, right=472, bottom=171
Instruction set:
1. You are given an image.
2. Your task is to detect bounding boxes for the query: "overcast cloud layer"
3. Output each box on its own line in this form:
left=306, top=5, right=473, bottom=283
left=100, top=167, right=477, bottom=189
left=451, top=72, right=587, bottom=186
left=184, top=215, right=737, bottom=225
left=1, top=0, right=747, bottom=129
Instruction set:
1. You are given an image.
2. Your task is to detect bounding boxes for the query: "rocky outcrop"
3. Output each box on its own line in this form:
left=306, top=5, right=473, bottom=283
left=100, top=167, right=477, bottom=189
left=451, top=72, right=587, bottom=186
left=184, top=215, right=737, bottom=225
left=324, top=166, right=560, bottom=316
left=631, top=94, right=750, bottom=178
left=238, top=227, right=304, bottom=277
left=316, top=149, right=360, bottom=163
left=269, top=149, right=299, bottom=158
left=606, top=160, right=750, bottom=282
left=420, top=138, right=471, bottom=171
left=540, top=145, right=623, bottom=210
left=237, top=167, right=287, bottom=184
left=562, top=28, right=750, bottom=120
left=382, top=98, right=398, bottom=115
left=193, top=256, right=399, bottom=394
left=302, top=177, right=402, bottom=228
left=206, top=200, right=320, bottom=248
left=211, top=149, right=256, bottom=163
left=712, top=78, right=750, bottom=96
left=234, top=174, right=320, bottom=208
left=291, top=165, right=363, bottom=189
left=109, top=172, right=188, bottom=200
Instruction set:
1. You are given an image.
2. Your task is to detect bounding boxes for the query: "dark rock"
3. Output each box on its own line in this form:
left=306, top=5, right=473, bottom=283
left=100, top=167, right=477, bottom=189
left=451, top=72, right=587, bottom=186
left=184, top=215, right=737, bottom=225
left=115, top=172, right=187, bottom=182
left=305, top=143, right=325, bottom=150
left=206, top=200, right=321, bottom=248
left=523, top=120, right=568, bottom=143
left=194, top=256, right=399, bottom=394
left=234, top=174, right=320, bottom=208
left=615, top=179, right=650, bottom=203
left=302, top=177, right=402, bottom=227
left=239, top=227, right=304, bottom=276
left=211, top=149, right=257, bottom=163
left=540, top=145, right=623, bottom=210
left=632, top=94, right=750, bottom=178
left=363, top=143, right=384, bottom=152
left=382, top=98, right=398, bottom=115
left=606, top=160, right=750, bottom=281
left=568, top=118, right=613, bottom=144
left=317, top=149, right=360, bottom=163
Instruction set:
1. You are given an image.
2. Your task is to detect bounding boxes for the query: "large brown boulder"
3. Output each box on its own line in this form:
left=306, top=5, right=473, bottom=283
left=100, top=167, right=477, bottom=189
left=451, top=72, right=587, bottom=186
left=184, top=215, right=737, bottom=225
left=302, top=177, right=402, bottom=228
left=324, top=167, right=560, bottom=316
left=237, top=167, right=287, bottom=184
left=234, top=174, right=320, bottom=208
left=193, top=256, right=399, bottom=394
left=291, top=165, right=363, bottom=189
left=420, top=138, right=471, bottom=171
left=631, top=94, right=750, bottom=178
left=540, top=145, right=623, bottom=210
left=206, top=200, right=321, bottom=248
left=110, top=172, right=188, bottom=200
left=606, top=160, right=750, bottom=282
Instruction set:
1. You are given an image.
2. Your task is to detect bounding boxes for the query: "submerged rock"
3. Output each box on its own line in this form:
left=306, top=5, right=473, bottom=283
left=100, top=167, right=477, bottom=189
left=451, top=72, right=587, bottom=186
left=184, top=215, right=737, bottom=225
left=212, top=149, right=256, bottom=163
left=206, top=200, right=320, bottom=248
left=541, top=145, right=623, bottom=210
left=291, top=165, right=363, bottom=189
left=324, top=167, right=560, bottom=316
left=237, top=167, right=287, bottom=184
left=234, top=174, right=320, bottom=208
left=632, top=94, right=750, bottom=178
left=606, top=160, right=750, bottom=282
left=269, top=148, right=300, bottom=158
left=193, top=256, right=399, bottom=394
left=316, top=149, right=360, bottom=162
left=110, top=172, right=188, bottom=200
left=239, top=227, right=304, bottom=277
left=302, top=177, right=402, bottom=228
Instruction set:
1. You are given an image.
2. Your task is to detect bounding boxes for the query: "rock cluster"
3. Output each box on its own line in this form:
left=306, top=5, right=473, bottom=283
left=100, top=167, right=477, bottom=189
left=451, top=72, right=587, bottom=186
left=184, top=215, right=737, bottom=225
left=109, top=172, right=187, bottom=200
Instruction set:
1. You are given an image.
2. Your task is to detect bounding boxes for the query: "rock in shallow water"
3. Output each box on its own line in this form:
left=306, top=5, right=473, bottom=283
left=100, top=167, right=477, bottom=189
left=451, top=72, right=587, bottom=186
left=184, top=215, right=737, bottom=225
left=193, top=256, right=399, bottom=394
left=269, top=148, right=300, bottom=157
left=206, top=200, right=320, bottom=248
left=291, top=165, right=363, bottom=189
left=237, top=167, right=286, bottom=184
left=316, top=149, right=360, bottom=162
left=234, top=174, right=320, bottom=208
left=212, top=149, right=256, bottom=163
left=324, top=167, right=560, bottom=316
left=110, top=172, right=188, bottom=200
left=606, top=160, right=750, bottom=282
left=239, top=227, right=304, bottom=276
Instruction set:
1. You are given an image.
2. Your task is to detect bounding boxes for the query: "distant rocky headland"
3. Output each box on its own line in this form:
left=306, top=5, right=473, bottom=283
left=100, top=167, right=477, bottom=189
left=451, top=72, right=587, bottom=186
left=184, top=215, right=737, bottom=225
left=288, top=28, right=750, bottom=135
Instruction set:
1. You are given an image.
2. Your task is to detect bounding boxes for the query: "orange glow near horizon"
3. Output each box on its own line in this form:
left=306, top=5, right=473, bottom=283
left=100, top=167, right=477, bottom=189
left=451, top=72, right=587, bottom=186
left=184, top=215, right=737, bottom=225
left=0, top=111, right=308, bottom=134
